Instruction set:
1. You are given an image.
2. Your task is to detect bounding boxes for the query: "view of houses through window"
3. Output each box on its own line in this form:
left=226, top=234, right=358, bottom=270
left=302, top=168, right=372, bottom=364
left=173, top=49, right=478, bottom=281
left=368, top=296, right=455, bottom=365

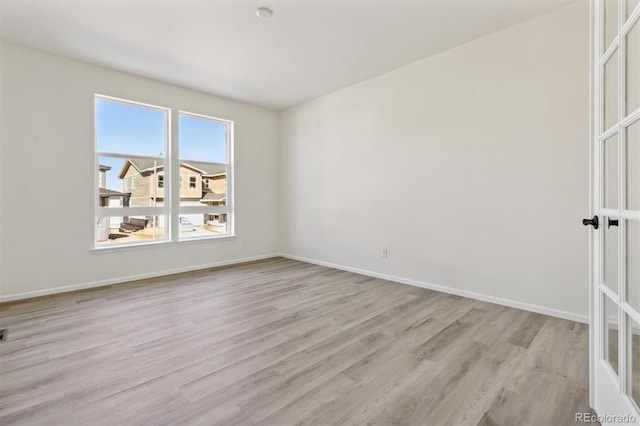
left=95, top=96, right=232, bottom=247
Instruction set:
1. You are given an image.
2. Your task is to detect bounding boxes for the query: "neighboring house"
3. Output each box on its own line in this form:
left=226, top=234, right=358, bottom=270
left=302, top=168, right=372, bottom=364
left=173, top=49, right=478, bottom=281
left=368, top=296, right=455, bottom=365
left=118, top=159, right=227, bottom=227
left=98, top=164, right=129, bottom=236
left=98, top=164, right=127, bottom=208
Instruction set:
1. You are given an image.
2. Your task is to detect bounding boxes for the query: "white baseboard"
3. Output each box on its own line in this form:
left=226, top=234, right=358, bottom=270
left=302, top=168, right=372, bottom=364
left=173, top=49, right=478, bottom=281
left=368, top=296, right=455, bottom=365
left=0, top=253, right=279, bottom=303
left=2, top=252, right=589, bottom=325
left=279, top=252, right=589, bottom=324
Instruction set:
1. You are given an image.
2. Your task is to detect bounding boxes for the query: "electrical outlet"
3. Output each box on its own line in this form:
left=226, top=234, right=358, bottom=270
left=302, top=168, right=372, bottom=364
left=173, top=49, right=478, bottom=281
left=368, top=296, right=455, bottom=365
left=381, top=248, right=388, bottom=258
left=242, top=238, right=249, bottom=247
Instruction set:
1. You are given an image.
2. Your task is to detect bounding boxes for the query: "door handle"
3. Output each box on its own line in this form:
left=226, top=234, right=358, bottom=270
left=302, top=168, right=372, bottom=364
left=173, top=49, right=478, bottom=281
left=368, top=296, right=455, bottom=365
left=608, top=218, right=619, bottom=228
left=582, top=215, right=599, bottom=229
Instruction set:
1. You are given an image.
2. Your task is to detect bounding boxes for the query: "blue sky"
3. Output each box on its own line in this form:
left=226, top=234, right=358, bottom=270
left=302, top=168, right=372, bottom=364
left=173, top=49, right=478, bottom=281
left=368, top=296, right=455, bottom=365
left=97, top=99, right=227, bottom=191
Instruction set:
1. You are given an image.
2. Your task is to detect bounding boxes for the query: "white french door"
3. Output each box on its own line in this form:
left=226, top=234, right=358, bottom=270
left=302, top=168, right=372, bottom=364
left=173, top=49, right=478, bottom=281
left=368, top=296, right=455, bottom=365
left=590, top=0, right=640, bottom=423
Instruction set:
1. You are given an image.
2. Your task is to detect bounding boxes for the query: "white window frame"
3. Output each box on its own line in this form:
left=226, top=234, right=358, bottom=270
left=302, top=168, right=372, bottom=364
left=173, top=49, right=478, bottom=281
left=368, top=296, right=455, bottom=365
left=94, top=95, right=235, bottom=250
left=176, top=110, right=234, bottom=241
left=94, top=95, right=169, bottom=249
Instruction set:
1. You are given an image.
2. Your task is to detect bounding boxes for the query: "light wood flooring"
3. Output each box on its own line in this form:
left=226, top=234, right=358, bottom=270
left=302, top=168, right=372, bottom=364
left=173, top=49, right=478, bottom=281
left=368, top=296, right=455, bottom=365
left=0, top=257, right=593, bottom=425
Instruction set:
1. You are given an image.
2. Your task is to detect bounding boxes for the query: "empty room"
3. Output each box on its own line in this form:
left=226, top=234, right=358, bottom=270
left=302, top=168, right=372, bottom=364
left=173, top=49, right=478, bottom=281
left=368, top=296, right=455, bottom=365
left=0, top=0, right=639, bottom=424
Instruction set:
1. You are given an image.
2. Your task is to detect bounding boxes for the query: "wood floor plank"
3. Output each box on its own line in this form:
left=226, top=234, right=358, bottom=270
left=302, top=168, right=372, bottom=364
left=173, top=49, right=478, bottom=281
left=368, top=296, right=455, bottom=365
left=0, top=257, right=593, bottom=425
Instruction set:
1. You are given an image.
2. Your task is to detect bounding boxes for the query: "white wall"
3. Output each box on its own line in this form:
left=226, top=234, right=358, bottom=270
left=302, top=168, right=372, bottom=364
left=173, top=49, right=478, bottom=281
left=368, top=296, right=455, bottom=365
left=0, top=2, right=592, bottom=320
left=0, top=42, right=280, bottom=301
left=279, top=2, right=590, bottom=319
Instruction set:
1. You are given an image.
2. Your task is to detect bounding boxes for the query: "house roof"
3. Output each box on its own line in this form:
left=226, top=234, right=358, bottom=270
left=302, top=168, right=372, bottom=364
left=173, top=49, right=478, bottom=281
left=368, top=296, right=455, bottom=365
left=182, top=161, right=226, bottom=176
left=99, top=188, right=126, bottom=197
left=119, top=159, right=226, bottom=179
left=201, top=191, right=226, bottom=202
left=118, top=159, right=161, bottom=178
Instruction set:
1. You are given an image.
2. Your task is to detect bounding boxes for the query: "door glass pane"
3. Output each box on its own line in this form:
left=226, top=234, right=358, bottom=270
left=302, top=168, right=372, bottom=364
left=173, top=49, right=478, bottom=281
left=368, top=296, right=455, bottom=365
left=604, top=218, right=620, bottom=294
left=629, top=314, right=640, bottom=410
left=629, top=0, right=640, bottom=19
left=628, top=120, right=640, bottom=210
left=605, top=0, right=619, bottom=51
left=604, top=295, right=620, bottom=375
left=604, top=50, right=619, bottom=131
left=628, top=220, right=640, bottom=311
left=627, top=19, right=640, bottom=115
left=604, top=133, right=619, bottom=209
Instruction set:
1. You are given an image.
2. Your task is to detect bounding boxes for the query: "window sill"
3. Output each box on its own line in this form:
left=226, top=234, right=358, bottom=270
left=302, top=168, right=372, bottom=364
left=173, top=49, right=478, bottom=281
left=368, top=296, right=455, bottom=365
left=92, top=234, right=236, bottom=253
left=177, top=234, right=236, bottom=245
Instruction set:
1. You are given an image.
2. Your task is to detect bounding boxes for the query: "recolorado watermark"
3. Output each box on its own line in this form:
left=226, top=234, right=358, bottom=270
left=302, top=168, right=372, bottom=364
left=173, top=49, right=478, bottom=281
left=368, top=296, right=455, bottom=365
left=576, top=412, right=637, bottom=423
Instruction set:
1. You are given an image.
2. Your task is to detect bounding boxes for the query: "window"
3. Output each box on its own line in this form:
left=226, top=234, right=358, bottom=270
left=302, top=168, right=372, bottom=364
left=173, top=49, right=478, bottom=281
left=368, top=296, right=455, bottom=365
left=178, top=112, right=232, bottom=240
left=95, top=95, right=233, bottom=248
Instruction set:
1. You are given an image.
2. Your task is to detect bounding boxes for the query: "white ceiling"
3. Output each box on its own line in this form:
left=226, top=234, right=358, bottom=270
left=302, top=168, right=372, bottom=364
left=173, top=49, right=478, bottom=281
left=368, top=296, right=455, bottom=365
left=0, top=0, right=577, bottom=111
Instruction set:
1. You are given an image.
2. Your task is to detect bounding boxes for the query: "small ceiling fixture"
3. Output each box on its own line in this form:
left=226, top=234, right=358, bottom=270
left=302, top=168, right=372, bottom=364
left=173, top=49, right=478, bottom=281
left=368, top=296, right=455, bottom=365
left=256, top=7, right=273, bottom=18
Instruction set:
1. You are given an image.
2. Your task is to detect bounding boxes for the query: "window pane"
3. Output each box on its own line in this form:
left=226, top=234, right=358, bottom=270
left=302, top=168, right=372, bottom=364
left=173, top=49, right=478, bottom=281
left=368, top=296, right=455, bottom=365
left=604, top=294, right=620, bottom=376
left=604, top=217, right=619, bottom=295
left=628, top=120, right=640, bottom=210
left=178, top=114, right=229, bottom=211
left=627, top=19, right=640, bottom=115
left=604, top=49, right=619, bottom=131
left=604, top=133, right=619, bottom=209
left=628, top=220, right=640, bottom=311
left=629, top=0, right=640, bottom=20
left=96, top=215, right=166, bottom=247
left=96, top=99, right=166, bottom=157
left=629, top=314, right=640, bottom=410
left=605, top=0, right=619, bottom=52
left=98, top=156, right=165, bottom=208
left=179, top=115, right=227, bottom=163
left=179, top=213, right=228, bottom=239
